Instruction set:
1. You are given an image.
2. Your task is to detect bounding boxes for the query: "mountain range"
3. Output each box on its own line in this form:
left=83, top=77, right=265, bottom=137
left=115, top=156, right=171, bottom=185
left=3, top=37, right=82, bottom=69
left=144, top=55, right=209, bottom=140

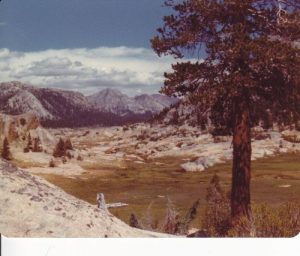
left=0, top=81, right=178, bottom=127
left=88, top=88, right=178, bottom=116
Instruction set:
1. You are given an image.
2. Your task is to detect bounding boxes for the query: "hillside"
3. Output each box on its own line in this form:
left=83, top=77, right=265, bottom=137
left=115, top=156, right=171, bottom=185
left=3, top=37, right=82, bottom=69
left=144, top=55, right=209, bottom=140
left=0, top=158, right=172, bottom=237
left=0, top=82, right=177, bottom=128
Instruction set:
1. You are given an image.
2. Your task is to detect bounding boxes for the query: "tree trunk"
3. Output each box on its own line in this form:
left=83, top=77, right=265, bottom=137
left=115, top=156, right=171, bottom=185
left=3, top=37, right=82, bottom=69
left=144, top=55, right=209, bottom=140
left=231, top=98, right=252, bottom=229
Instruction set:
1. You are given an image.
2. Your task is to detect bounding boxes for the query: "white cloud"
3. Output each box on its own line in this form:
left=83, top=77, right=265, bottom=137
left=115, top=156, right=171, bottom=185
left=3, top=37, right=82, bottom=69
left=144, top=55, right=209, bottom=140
left=0, top=47, right=180, bottom=96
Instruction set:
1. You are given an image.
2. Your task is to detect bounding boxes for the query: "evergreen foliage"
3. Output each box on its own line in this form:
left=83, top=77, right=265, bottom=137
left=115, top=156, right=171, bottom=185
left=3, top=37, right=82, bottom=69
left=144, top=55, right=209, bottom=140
left=64, top=138, right=73, bottom=150
left=152, top=0, right=299, bottom=231
left=32, top=137, right=43, bottom=152
left=53, top=138, right=66, bottom=158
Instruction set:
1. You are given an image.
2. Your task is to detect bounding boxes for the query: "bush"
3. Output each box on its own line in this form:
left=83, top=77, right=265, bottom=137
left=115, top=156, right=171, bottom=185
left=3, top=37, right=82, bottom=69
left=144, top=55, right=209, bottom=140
left=49, top=159, right=55, bottom=168
left=129, top=214, right=141, bottom=229
left=202, top=175, right=232, bottom=237
left=62, top=156, right=67, bottom=164
left=162, top=199, right=181, bottom=234
left=252, top=203, right=300, bottom=237
left=201, top=175, right=300, bottom=237
left=129, top=175, right=300, bottom=237
left=20, top=118, right=27, bottom=126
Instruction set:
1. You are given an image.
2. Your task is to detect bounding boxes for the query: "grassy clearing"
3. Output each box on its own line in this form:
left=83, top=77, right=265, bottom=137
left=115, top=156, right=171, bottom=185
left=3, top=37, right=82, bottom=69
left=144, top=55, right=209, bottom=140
left=39, top=152, right=300, bottom=229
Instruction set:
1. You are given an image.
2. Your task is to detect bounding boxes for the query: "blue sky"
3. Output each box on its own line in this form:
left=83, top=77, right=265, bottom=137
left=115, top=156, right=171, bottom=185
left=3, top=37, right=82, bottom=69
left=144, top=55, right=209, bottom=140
left=0, top=0, right=167, bottom=51
left=0, top=0, right=192, bottom=96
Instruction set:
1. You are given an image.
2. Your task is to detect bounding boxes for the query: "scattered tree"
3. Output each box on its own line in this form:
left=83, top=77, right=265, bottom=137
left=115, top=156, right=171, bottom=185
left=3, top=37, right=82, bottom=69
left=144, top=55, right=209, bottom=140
left=25, top=133, right=33, bottom=152
left=32, top=137, right=43, bottom=152
left=152, top=0, right=299, bottom=233
left=53, top=138, right=66, bottom=158
left=65, top=138, right=73, bottom=150
left=129, top=214, right=141, bottom=229
left=49, top=158, right=55, bottom=168
left=203, top=175, right=231, bottom=236
left=20, top=118, right=27, bottom=126
left=1, top=137, right=12, bottom=160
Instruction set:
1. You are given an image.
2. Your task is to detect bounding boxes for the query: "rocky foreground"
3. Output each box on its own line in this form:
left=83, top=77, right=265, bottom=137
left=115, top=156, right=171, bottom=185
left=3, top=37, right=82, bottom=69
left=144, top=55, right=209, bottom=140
left=0, top=159, right=171, bottom=237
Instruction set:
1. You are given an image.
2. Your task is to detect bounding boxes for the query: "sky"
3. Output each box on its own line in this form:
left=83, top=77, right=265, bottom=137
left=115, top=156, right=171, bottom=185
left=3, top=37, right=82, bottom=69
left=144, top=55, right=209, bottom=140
left=0, top=0, right=182, bottom=96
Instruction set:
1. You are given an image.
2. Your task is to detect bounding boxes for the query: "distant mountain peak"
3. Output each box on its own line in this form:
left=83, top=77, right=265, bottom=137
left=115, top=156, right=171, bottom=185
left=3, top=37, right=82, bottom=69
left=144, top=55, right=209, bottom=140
left=5, top=90, right=53, bottom=119
left=0, top=81, right=178, bottom=127
left=88, top=88, right=179, bottom=116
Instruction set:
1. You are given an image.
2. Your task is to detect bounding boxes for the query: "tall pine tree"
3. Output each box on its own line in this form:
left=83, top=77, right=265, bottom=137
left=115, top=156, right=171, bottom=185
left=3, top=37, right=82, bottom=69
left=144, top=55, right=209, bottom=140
left=152, top=0, right=299, bottom=233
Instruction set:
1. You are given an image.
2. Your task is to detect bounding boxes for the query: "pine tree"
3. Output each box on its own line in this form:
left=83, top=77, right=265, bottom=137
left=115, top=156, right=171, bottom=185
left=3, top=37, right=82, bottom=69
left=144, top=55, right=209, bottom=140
left=64, top=138, right=73, bottom=150
left=152, top=0, right=299, bottom=232
left=32, top=137, right=43, bottom=152
left=26, top=133, right=33, bottom=151
left=1, top=137, right=12, bottom=161
left=53, top=138, right=66, bottom=158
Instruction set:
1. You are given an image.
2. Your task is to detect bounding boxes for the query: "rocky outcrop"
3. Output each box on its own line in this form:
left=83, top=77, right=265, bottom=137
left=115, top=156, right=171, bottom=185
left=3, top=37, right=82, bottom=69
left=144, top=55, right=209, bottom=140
left=0, top=159, right=172, bottom=237
left=0, top=113, right=53, bottom=147
left=5, top=90, right=53, bottom=119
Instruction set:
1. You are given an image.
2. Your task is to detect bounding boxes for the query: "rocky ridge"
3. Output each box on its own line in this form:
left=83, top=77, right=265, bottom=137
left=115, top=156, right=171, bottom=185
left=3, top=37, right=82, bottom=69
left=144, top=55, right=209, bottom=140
left=0, top=112, right=54, bottom=148
left=0, top=82, right=177, bottom=127
left=87, top=88, right=178, bottom=116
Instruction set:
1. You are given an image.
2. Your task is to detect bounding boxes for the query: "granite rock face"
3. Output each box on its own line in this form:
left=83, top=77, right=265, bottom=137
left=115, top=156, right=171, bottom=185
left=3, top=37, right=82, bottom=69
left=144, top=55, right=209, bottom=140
left=0, top=159, right=172, bottom=237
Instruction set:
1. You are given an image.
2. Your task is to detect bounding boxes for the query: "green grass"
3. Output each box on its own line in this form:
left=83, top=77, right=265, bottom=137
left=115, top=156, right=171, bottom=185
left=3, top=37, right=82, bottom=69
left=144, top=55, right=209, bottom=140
left=39, top=152, right=300, bottom=228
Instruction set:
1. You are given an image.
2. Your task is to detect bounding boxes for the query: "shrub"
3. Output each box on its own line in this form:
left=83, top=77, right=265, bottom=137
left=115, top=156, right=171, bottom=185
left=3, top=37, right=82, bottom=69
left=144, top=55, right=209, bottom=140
left=20, top=118, right=26, bottom=126
left=201, top=175, right=300, bottom=237
left=136, top=198, right=201, bottom=235
left=202, top=175, right=232, bottom=237
left=129, top=214, right=141, bottom=229
left=129, top=175, right=300, bottom=237
left=139, top=201, right=159, bottom=231
left=162, top=199, right=181, bottom=234
left=49, top=159, right=55, bottom=168
left=252, top=203, right=300, bottom=237
left=62, top=156, right=67, bottom=164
